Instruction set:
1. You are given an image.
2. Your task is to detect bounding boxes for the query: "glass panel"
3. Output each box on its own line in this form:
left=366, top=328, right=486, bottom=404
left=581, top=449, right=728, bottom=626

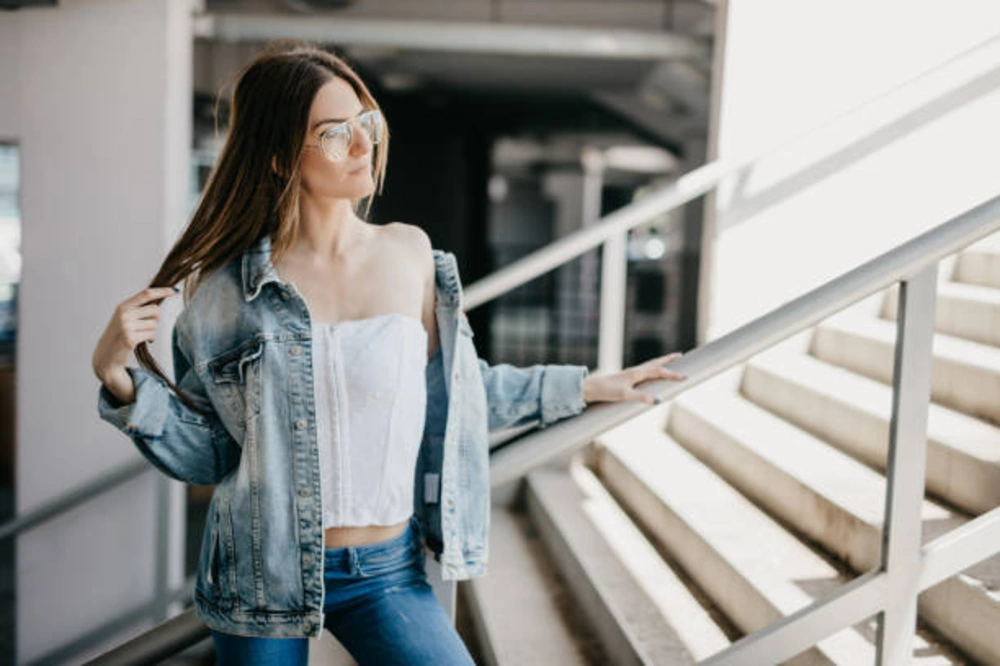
left=0, top=142, right=20, bottom=659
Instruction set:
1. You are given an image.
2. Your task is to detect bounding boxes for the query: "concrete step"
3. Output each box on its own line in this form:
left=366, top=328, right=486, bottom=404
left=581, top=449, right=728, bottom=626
left=810, top=314, right=1000, bottom=425
left=461, top=507, right=598, bottom=666
left=524, top=460, right=731, bottom=665
left=882, top=280, right=1000, bottom=347
left=668, top=382, right=997, bottom=664
left=591, top=422, right=960, bottom=664
left=740, top=349, right=1000, bottom=515
left=953, top=230, right=1000, bottom=289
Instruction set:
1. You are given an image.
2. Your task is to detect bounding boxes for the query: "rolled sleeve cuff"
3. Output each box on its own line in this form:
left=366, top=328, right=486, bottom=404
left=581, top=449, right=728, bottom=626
left=539, top=364, right=589, bottom=427
left=97, top=366, right=171, bottom=440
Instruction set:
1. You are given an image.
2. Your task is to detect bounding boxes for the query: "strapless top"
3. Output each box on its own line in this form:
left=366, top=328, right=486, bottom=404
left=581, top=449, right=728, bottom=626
left=310, top=312, right=428, bottom=528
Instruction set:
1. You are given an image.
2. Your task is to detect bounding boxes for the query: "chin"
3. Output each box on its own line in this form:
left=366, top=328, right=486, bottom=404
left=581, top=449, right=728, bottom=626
left=345, top=184, right=375, bottom=199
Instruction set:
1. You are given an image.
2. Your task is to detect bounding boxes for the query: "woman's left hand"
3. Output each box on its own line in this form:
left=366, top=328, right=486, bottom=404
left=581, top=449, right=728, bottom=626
left=582, top=352, right=688, bottom=406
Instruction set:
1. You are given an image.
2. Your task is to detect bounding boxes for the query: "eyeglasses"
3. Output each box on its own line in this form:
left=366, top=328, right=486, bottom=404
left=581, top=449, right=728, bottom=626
left=303, top=109, right=384, bottom=162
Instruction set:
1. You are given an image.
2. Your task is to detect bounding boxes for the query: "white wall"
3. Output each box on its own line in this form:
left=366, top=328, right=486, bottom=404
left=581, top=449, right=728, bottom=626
left=707, top=1, right=1000, bottom=341
left=0, top=0, right=193, bottom=662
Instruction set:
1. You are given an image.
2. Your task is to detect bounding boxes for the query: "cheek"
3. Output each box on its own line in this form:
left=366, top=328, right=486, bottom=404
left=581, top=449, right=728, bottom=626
left=299, top=159, right=341, bottom=190
left=298, top=155, right=373, bottom=195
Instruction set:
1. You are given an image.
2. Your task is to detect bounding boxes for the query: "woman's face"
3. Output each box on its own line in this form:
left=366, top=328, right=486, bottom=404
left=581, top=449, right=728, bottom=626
left=297, top=77, right=376, bottom=201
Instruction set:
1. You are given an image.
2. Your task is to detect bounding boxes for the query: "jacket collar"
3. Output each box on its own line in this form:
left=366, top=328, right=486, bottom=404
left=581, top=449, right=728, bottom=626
left=241, top=233, right=463, bottom=308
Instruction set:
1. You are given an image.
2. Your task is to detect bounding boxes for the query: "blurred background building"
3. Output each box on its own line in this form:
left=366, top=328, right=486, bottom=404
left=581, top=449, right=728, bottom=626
left=1, top=1, right=999, bottom=664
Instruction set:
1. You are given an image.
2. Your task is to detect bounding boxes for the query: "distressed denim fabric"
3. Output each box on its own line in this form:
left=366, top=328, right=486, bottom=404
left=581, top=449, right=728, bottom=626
left=97, top=233, right=589, bottom=639
left=210, top=515, right=476, bottom=664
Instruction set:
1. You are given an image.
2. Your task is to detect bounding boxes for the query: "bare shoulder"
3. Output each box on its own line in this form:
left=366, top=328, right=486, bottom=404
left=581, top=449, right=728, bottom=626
left=383, top=222, right=439, bottom=357
left=383, top=221, right=434, bottom=276
left=384, top=221, right=431, bottom=251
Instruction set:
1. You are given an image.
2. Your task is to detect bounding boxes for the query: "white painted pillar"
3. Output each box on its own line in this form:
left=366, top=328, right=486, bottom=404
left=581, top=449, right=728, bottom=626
left=0, top=0, right=193, bottom=661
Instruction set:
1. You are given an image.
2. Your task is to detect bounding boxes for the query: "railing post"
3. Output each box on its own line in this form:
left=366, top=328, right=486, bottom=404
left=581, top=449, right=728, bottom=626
left=598, top=232, right=627, bottom=374
left=154, top=477, right=187, bottom=622
left=876, top=263, right=938, bottom=665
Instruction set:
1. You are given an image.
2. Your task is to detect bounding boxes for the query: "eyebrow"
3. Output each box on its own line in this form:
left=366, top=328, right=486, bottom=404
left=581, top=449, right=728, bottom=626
left=311, top=110, right=366, bottom=132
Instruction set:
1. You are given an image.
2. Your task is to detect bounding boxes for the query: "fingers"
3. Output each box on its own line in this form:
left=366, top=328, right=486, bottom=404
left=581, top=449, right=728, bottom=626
left=627, top=389, right=660, bottom=406
left=655, top=352, right=683, bottom=368
left=117, top=287, right=177, bottom=321
left=659, top=367, right=687, bottom=380
left=123, top=322, right=158, bottom=349
left=115, top=287, right=176, bottom=349
left=131, top=304, right=162, bottom=320
left=645, top=351, right=687, bottom=380
left=130, top=286, right=179, bottom=308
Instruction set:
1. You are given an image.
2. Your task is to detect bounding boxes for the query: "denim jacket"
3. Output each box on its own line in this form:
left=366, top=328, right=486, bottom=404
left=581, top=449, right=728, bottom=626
left=96, top=233, right=589, bottom=639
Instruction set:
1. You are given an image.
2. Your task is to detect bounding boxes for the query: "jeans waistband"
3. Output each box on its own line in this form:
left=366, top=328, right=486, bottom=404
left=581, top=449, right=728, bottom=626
left=323, top=514, right=419, bottom=564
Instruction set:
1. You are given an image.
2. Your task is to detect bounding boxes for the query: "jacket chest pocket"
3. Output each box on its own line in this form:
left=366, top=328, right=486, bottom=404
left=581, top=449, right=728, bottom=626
left=207, top=338, right=266, bottom=422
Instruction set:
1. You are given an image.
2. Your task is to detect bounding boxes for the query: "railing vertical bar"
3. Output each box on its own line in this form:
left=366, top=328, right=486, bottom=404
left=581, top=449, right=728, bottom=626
left=875, top=265, right=938, bottom=665
left=598, top=233, right=628, bottom=374
left=154, top=476, right=171, bottom=623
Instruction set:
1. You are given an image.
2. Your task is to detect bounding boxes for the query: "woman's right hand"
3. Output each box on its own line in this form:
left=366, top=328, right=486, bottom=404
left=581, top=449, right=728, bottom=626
left=92, top=286, right=179, bottom=389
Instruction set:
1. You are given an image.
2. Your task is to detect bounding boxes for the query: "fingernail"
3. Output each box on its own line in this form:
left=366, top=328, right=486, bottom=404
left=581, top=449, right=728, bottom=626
left=173, top=286, right=181, bottom=292
left=653, top=396, right=662, bottom=405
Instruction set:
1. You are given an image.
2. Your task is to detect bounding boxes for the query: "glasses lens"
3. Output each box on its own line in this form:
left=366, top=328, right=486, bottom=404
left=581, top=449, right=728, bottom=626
left=359, top=110, right=383, bottom=145
left=320, top=111, right=383, bottom=161
left=321, top=125, right=350, bottom=161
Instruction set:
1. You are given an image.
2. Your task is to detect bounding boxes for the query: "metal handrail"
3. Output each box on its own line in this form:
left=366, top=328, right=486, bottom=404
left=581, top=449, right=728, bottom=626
left=490, top=194, right=1000, bottom=485
left=82, top=594, right=208, bottom=666
left=463, top=32, right=1000, bottom=311
left=490, top=195, right=1000, bottom=664
left=0, top=458, right=150, bottom=541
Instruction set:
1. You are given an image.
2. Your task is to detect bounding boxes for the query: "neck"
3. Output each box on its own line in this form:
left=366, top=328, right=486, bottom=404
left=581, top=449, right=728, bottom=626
left=295, top=196, right=365, bottom=260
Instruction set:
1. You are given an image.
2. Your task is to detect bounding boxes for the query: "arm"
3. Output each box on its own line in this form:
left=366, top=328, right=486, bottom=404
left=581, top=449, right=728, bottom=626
left=97, top=321, right=241, bottom=486
left=477, top=358, right=589, bottom=432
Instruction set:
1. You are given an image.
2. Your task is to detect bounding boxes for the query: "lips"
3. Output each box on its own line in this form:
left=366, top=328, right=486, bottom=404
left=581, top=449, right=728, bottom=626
left=349, top=162, right=370, bottom=174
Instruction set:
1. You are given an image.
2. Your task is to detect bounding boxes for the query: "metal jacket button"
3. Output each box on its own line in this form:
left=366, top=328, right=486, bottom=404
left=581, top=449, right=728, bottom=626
left=295, top=419, right=307, bottom=430
left=290, top=345, right=302, bottom=355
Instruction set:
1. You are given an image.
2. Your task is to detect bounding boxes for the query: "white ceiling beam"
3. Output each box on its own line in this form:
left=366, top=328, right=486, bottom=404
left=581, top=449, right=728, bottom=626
left=192, top=14, right=711, bottom=61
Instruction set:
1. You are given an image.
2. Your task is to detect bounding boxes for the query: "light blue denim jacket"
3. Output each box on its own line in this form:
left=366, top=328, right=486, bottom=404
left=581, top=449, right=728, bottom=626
left=96, top=233, right=589, bottom=639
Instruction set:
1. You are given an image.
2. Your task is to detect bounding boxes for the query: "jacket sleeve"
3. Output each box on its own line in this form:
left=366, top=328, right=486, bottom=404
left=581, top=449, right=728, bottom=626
left=477, top=358, right=588, bottom=432
left=96, top=322, right=242, bottom=486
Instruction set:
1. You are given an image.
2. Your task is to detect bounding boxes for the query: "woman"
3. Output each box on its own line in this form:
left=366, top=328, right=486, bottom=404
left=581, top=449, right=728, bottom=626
left=91, top=42, right=687, bottom=665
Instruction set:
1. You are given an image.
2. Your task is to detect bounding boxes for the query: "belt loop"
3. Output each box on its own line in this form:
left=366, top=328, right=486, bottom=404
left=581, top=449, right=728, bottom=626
left=349, top=547, right=360, bottom=575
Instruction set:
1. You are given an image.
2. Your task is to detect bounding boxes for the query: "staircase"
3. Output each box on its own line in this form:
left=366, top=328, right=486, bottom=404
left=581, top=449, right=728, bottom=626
left=459, top=231, right=1000, bottom=664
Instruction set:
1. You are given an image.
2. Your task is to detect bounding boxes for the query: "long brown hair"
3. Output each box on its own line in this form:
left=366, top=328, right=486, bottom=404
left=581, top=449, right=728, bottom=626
left=136, top=40, right=390, bottom=416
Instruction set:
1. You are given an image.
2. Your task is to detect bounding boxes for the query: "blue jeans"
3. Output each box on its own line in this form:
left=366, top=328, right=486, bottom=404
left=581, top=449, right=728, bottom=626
left=210, top=515, right=476, bottom=665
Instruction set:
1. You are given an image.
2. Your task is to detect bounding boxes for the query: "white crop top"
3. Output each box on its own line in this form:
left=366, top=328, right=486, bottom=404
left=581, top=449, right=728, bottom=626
left=311, top=312, right=428, bottom=528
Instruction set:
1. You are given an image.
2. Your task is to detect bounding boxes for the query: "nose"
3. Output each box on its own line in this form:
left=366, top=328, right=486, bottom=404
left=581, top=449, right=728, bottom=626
left=350, top=124, right=373, bottom=155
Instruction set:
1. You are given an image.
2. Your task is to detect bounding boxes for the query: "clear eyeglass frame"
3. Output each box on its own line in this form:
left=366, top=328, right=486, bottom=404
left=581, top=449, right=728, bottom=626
left=304, top=108, right=384, bottom=163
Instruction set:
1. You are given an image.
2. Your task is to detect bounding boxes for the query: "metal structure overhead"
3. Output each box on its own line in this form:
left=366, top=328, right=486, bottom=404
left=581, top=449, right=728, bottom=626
left=193, top=15, right=711, bottom=61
